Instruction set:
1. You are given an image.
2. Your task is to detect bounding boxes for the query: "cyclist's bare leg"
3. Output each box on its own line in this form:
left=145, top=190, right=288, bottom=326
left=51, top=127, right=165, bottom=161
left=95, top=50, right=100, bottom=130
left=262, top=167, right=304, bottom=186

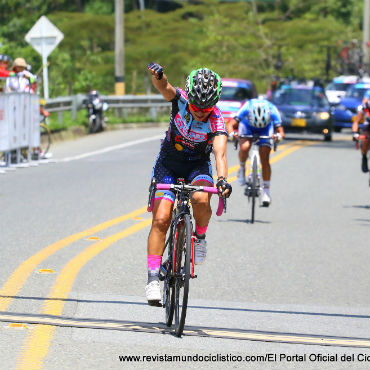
left=361, top=138, right=369, bottom=156
left=259, top=145, right=272, bottom=181
left=147, top=199, right=173, bottom=256
left=239, top=138, right=251, bottom=163
left=191, top=180, right=212, bottom=229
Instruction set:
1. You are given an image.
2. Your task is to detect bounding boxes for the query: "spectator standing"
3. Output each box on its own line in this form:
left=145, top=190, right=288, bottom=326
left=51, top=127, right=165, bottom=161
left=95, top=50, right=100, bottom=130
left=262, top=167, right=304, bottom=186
left=6, top=58, right=36, bottom=93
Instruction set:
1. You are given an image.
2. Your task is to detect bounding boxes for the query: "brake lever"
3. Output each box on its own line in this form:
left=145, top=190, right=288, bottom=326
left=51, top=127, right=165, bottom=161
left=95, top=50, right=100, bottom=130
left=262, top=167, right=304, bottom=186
left=147, top=178, right=156, bottom=211
left=222, top=194, right=227, bottom=213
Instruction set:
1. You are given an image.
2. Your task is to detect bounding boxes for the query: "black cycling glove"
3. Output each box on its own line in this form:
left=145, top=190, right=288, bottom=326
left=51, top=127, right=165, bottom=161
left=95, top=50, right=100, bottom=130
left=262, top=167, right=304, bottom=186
left=147, top=62, right=163, bottom=80
left=216, top=177, right=232, bottom=197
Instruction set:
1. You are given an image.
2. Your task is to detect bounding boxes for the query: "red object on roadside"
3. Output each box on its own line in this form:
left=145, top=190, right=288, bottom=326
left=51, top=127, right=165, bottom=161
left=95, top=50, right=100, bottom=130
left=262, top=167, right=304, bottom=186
left=0, top=67, right=10, bottom=77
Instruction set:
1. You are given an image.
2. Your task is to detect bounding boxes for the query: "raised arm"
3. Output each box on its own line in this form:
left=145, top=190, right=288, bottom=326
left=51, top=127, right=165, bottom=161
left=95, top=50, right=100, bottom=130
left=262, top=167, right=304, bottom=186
left=147, top=62, right=176, bottom=102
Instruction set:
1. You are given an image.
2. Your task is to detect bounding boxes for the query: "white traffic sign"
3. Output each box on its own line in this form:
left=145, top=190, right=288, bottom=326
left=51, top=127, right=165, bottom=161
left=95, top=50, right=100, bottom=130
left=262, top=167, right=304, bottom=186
left=25, top=16, right=64, bottom=58
left=25, top=16, right=64, bottom=99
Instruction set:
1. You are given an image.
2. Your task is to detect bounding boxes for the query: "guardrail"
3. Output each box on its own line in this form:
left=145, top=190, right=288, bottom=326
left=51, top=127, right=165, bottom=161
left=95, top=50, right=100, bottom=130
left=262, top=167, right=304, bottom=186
left=45, top=94, right=171, bottom=122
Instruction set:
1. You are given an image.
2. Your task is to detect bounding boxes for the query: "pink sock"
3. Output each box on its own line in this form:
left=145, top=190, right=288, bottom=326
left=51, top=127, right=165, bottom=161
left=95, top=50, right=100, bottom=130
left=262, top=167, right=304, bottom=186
left=147, top=254, right=162, bottom=277
left=195, top=224, right=208, bottom=236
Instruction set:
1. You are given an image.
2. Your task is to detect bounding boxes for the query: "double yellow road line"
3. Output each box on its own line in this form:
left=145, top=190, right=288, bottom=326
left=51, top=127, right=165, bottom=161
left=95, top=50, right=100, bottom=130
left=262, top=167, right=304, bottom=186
left=0, top=140, right=311, bottom=370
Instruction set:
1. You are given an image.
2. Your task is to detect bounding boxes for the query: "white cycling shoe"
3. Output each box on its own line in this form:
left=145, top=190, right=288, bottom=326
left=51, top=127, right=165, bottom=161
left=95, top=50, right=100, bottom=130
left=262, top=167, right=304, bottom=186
left=262, top=192, right=271, bottom=207
left=145, top=280, right=161, bottom=305
left=237, top=167, right=246, bottom=186
left=194, top=238, right=207, bottom=265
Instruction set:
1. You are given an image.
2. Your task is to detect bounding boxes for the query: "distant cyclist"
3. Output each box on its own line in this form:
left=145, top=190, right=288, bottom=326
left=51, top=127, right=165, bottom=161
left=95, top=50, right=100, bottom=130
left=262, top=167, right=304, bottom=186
left=352, top=89, right=370, bottom=173
left=145, top=62, right=232, bottom=305
left=227, top=98, right=285, bottom=207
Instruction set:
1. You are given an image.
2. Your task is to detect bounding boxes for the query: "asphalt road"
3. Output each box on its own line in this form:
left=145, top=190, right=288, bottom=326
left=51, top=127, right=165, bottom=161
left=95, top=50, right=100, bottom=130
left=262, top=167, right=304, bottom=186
left=0, top=127, right=369, bottom=370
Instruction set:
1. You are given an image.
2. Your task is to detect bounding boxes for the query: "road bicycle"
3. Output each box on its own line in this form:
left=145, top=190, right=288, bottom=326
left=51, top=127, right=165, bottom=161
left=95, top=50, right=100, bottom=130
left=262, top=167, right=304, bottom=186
left=235, top=133, right=277, bottom=223
left=147, top=178, right=226, bottom=337
left=356, top=134, right=370, bottom=186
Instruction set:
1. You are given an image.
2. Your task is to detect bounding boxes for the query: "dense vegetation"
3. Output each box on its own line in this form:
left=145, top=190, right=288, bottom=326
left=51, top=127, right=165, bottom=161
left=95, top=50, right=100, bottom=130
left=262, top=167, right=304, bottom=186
left=0, top=0, right=365, bottom=97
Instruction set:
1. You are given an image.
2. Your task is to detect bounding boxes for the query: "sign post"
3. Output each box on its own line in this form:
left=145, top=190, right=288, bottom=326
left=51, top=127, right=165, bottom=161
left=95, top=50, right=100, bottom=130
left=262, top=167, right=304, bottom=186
left=25, top=16, right=64, bottom=99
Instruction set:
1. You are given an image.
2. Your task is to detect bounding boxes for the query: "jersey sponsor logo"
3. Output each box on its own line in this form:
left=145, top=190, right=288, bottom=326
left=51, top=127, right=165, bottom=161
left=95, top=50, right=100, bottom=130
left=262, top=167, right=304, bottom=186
left=189, top=131, right=207, bottom=142
left=163, top=176, right=174, bottom=184
left=174, top=114, right=189, bottom=137
left=174, top=134, right=195, bottom=149
left=174, top=114, right=207, bottom=142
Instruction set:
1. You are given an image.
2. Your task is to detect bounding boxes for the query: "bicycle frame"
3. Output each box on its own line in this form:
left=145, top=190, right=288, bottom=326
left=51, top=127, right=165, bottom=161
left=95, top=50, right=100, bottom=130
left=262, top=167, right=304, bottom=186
left=239, top=134, right=274, bottom=205
left=153, top=181, right=224, bottom=276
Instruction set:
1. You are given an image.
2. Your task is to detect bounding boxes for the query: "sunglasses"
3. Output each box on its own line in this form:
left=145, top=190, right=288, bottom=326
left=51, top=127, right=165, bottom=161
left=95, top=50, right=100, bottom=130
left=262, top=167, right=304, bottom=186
left=189, top=103, right=214, bottom=113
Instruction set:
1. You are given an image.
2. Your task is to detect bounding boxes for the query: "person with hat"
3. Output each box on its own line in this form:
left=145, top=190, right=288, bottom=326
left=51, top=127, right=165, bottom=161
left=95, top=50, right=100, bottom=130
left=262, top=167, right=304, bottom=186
left=6, top=57, right=36, bottom=93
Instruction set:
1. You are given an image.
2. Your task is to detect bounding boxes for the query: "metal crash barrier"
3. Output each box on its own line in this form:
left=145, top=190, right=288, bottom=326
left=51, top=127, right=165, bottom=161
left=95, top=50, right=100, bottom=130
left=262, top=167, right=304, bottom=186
left=0, top=93, right=40, bottom=173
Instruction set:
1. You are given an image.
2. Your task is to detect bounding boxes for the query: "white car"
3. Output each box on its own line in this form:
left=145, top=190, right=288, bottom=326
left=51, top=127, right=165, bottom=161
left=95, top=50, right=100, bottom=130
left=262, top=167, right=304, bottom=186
left=325, top=75, right=358, bottom=104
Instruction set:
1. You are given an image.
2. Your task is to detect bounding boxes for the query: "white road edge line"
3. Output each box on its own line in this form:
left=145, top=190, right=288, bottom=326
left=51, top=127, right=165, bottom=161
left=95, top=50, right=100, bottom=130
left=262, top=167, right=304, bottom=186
left=57, top=134, right=164, bottom=163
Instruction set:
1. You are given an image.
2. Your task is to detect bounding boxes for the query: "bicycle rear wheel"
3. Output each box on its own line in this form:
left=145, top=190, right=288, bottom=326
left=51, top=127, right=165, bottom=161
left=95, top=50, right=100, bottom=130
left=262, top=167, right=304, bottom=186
left=173, top=213, right=191, bottom=337
left=251, top=157, right=258, bottom=224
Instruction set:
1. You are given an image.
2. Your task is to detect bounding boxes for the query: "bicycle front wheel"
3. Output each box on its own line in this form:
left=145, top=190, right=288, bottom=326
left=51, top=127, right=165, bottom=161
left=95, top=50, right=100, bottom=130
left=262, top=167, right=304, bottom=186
left=163, top=240, right=175, bottom=327
left=40, top=123, right=51, bottom=156
left=173, top=213, right=191, bottom=337
left=251, top=156, right=258, bottom=224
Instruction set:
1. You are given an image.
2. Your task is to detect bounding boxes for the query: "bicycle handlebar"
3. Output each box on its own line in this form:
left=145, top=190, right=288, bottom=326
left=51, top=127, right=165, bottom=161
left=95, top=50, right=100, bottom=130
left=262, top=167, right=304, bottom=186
left=148, top=183, right=225, bottom=216
left=233, top=135, right=278, bottom=151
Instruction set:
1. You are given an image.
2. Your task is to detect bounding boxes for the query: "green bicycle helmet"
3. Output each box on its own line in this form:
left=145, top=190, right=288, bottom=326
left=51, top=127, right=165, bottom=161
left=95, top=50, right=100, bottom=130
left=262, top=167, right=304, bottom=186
left=185, top=68, right=222, bottom=108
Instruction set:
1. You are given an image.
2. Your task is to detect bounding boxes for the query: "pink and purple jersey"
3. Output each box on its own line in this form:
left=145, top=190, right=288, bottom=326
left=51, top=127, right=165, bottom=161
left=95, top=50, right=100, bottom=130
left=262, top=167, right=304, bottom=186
left=161, top=88, right=227, bottom=162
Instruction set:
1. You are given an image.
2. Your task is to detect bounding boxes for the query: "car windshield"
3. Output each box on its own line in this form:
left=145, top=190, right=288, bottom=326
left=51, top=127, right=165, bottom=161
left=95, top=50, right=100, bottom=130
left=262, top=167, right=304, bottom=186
left=326, top=82, right=352, bottom=91
left=221, top=86, right=252, bottom=101
left=271, top=88, right=329, bottom=107
left=345, top=87, right=369, bottom=99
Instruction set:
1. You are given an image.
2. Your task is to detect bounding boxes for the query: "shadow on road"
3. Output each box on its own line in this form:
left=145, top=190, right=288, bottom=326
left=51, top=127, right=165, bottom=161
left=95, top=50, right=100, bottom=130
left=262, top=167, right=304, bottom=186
left=0, top=309, right=369, bottom=347
left=1, top=296, right=368, bottom=320
left=218, top=218, right=271, bottom=224
left=343, top=204, right=370, bottom=210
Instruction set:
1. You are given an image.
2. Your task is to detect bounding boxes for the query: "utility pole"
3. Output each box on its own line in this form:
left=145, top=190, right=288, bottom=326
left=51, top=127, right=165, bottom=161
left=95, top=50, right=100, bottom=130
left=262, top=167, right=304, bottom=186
left=115, top=0, right=125, bottom=95
left=363, top=0, right=370, bottom=72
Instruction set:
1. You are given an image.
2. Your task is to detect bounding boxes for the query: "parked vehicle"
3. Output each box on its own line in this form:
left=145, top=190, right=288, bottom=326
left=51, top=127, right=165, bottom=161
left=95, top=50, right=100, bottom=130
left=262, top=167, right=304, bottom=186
left=216, top=78, right=257, bottom=124
left=325, top=75, right=358, bottom=105
left=332, top=82, right=370, bottom=131
left=86, top=90, right=108, bottom=133
left=269, top=84, right=333, bottom=141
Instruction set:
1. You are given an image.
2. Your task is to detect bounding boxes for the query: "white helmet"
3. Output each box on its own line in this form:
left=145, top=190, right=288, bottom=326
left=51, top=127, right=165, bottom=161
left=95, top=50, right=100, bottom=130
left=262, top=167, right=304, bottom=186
left=248, top=101, right=271, bottom=128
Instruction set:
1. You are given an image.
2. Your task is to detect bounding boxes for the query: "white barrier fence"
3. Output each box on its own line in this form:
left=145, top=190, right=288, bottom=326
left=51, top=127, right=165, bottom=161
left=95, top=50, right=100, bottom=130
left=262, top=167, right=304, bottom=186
left=0, top=93, right=40, bottom=171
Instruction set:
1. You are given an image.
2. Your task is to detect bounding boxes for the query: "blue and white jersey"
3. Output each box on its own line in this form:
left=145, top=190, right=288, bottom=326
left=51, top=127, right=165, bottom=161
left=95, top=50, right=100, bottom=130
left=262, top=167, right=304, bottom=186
left=235, top=98, right=282, bottom=129
left=364, top=89, right=370, bottom=100
left=235, top=98, right=281, bottom=147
